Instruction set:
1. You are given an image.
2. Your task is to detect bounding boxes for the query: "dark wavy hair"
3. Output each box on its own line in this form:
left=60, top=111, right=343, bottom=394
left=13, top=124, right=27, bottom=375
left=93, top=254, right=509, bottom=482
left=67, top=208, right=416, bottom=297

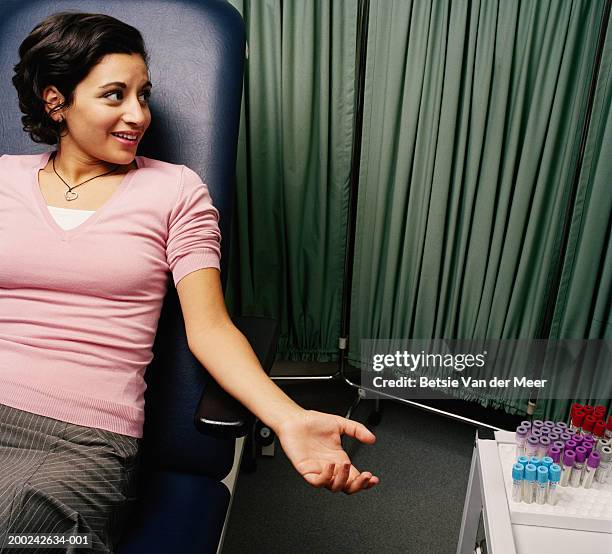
left=12, top=11, right=150, bottom=145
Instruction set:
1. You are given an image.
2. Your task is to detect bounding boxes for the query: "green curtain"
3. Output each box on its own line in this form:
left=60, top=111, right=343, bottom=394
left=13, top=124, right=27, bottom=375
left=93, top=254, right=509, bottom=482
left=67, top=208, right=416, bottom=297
left=226, top=0, right=358, bottom=361
left=348, top=0, right=607, bottom=414
left=535, top=5, right=612, bottom=421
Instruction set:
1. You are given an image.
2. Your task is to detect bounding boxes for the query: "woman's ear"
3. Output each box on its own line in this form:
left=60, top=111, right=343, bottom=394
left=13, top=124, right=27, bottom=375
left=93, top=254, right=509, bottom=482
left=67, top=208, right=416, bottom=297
left=41, top=85, right=65, bottom=121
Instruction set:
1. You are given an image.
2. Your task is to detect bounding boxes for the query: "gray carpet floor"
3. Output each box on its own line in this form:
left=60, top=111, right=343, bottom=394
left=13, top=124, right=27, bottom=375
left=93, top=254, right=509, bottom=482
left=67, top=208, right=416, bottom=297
left=222, top=379, right=480, bottom=553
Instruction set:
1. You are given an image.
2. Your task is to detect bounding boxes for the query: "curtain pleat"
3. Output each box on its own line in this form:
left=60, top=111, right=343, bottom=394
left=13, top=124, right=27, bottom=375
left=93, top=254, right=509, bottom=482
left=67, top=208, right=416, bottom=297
left=536, top=5, right=612, bottom=420
left=226, top=0, right=358, bottom=361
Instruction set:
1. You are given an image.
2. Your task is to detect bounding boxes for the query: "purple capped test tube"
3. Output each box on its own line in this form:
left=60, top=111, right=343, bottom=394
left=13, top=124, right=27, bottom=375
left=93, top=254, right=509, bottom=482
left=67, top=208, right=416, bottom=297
left=531, top=429, right=543, bottom=439
left=532, top=420, right=544, bottom=431
left=560, top=450, right=575, bottom=487
left=556, top=421, right=569, bottom=431
left=570, top=447, right=587, bottom=487
left=526, top=436, right=539, bottom=457
left=515, top=425, right=529, bottom=458
left=560, top=432, right=573, bottom=442
left=548, top=446, right=562, bottom=464
left=539, top=427, right=551, bottom=437
left=548, top=432, right=560, bottom=442
left=543, top=420, right=555, bottom=429
left=566, top=440, right=577, bottom=451
left=583, top=451, right=600, bottom=489
left=539, top=437, right=551, bottom=458
left=572, top=434, right=584, bottom=446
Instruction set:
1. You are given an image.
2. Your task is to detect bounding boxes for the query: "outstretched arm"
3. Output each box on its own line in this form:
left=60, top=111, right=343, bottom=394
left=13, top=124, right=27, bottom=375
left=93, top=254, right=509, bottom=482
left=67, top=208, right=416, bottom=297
left=176, top=267, right=379, bottom=494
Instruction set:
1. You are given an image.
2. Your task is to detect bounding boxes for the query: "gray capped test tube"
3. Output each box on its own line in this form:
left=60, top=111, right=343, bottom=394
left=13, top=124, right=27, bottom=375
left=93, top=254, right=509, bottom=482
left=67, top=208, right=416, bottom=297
left=595, top=446, right=612, bottom=484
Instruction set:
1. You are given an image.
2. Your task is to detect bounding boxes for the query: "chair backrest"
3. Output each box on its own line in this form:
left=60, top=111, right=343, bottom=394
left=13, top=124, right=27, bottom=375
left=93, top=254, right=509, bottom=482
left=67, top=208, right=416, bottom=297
left=0, top=0, right=246, bottom=478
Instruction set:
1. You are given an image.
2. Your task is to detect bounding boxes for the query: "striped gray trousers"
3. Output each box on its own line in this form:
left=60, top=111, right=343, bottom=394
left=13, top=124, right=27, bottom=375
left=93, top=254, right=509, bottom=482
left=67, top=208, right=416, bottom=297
left=0, top=403, right=141, bottom=552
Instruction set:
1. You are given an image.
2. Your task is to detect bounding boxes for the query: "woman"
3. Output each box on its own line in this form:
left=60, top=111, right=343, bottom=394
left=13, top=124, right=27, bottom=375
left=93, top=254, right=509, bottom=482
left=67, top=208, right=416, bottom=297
left=0, top=11, right=379, bottom=552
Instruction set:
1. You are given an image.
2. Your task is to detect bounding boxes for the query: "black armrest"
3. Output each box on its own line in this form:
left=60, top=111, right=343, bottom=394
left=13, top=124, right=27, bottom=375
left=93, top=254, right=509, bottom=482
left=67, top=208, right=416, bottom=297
left=194, top=316, right=280, bottom=439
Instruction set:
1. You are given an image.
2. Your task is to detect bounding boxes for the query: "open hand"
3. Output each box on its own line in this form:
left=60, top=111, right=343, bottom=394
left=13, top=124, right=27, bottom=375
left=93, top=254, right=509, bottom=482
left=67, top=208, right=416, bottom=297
left=275, top=409, right=379, bottom=494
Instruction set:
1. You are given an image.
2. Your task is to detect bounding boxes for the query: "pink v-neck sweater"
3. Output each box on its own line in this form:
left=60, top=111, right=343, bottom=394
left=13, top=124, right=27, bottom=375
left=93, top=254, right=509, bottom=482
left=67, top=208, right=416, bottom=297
left=0, top=151, right=221, bottom=437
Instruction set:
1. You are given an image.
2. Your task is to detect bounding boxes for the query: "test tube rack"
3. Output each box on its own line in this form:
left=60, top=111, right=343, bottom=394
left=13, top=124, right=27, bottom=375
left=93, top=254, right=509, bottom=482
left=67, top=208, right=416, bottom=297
left=498, top=441, right=612, bottom=533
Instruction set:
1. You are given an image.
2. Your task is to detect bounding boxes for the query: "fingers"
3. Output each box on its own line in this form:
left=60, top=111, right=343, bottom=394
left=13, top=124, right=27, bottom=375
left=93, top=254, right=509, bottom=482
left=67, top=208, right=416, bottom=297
left=330, top=464, right=379, bottom=494
left=329, top=462, right=351, bottom=492
left=343, top=470, right=379, bottom=494
left=301, top=461, right=379, bottom=493
left=303, top=462, right=335, bottom=488
left=336, top=416, right=376, bottom=444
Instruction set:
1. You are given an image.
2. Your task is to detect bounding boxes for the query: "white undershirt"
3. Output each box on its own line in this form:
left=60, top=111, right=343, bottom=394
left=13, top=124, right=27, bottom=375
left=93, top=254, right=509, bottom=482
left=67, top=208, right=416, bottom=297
left=47, top=205, right=95, bottom=230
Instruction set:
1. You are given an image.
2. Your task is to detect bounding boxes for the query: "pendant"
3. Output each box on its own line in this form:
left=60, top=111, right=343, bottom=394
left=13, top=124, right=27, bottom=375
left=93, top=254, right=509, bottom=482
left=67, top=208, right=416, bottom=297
left=65, top=190, right=78, bottom=201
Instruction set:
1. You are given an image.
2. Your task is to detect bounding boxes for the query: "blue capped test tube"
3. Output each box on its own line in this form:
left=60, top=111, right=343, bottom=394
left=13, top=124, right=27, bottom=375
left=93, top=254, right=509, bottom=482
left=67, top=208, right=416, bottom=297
left=512, top=463, right=524, bottom=502
left=548, top=464, right=561, bottom=505
left=536, top=466, right=549, bottom=504
left=523, top=463, right=537, bottom=503
left=540, top=456, right=553, bottom=471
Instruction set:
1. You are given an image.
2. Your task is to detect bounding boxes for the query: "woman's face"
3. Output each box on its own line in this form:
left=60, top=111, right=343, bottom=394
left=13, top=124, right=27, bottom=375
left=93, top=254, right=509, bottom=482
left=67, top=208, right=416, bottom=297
left=49, top=52, right=152, bottom=165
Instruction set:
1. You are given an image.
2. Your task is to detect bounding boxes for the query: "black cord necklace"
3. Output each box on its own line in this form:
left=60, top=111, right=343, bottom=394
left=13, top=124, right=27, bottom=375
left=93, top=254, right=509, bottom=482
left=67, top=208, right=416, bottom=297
left=52, top=152, right=121, bottom=202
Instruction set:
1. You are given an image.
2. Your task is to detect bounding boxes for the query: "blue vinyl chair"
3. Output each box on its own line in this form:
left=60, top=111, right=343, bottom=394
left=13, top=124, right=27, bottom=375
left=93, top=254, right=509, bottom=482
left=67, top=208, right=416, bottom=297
left=0, top=1, right=277, bottom=552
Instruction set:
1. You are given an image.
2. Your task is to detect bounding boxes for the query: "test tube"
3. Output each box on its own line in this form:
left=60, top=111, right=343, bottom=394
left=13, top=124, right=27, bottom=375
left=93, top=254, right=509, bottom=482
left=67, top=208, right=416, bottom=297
left=593, top=421, right=605, bottom=447
left=605, top=416, right=612, bottom=440
left=560, top=432, right=573, bottom=443
left=582, top=441, right=594, bottom=457
left=596, top=438, right=611, bottom=451
left=570, top=410, right=585, bottom=433
left=515, top=425, right=529, bottom=458
left=570, top=447, right=587, bottom=487
left=583, top=451, right=600, bottom=489
left=539, top=427, right=551, bottom=436
left=543, top=420, right=555, bottom=429
left=539, top=437, right=551, bottom=458
left=536, top=466, right=549, bottom=504
left=595, top=446, right=611, bottom=484
left=517, top=455, right=530, bottom=467
left=555, top=421, right=569, bottom=432
left=565, top=440, right=577, bottom=452
left=531, top=428, right=543, bottom=439
left=540, top=456, right=553, bottom=471
left=532, top=420, right=544, bottom=432
left=512, top=463, right=524, bottom=502
left=582, top=415, right=597, bottom=438
left=583, top=405, right=594, bottom=417
left=526, top=436, right=539, bottom=457
left=548, top=464, right=561, bottom=505
left=572, top=434, right=584, bottom=446
left=553, top=440, right=565, bottom=456
left=529, top=456, right=540, bottom=467
left=569, top=404, right=583, bottom=425
left=548, top=446, right=561, bottom=465
left=560, top=450, right=575, bottom=487
left=523, top=463, right=537, bottom=503
left=548, top=432, right=560, bottom=442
